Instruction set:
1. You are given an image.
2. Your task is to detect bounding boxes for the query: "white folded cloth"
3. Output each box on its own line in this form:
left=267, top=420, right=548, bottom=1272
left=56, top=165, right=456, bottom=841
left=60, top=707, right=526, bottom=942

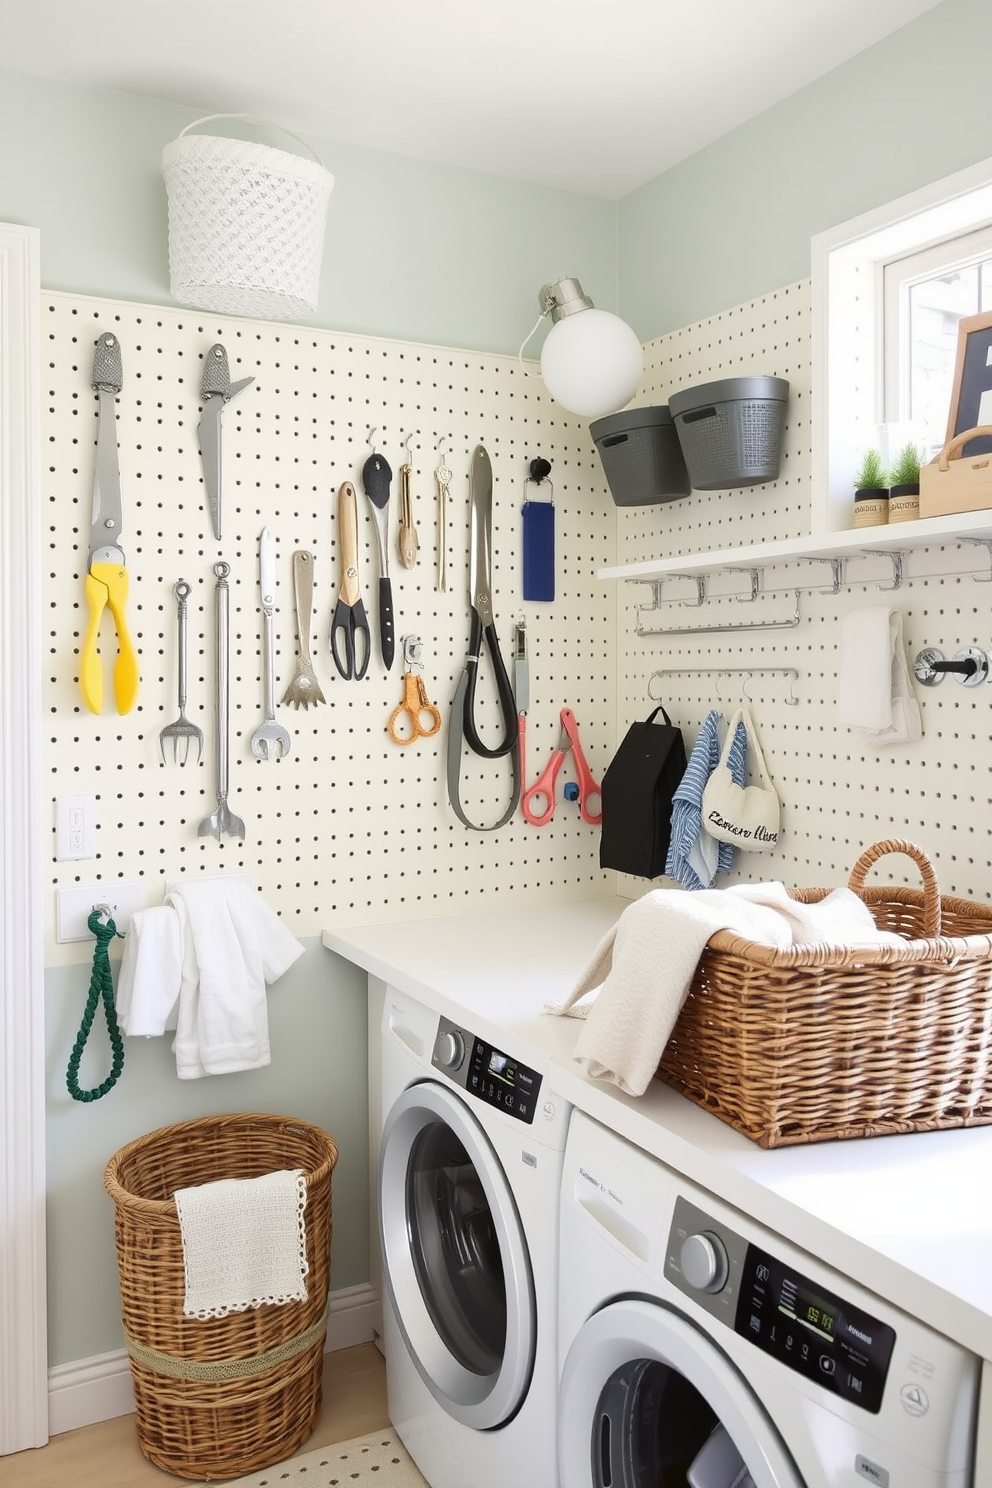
left=837, top=606, right=922, bottom=747
left=548, top=883, right=904, bottom=1097
left=174, top=1168, right=308, bottom=1319
left=167, top=879, right=304, bottom=1080
left=115, top=906, right=182, bottom=1035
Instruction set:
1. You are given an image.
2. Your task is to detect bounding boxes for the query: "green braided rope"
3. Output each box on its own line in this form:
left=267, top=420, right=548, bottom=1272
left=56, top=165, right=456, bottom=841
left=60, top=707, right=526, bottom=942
left=66, top=909, right=125, bottom=1102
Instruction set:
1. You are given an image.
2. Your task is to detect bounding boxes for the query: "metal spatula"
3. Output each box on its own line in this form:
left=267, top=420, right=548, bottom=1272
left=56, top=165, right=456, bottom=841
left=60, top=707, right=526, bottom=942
left=199, top=562, right=246, bottom=841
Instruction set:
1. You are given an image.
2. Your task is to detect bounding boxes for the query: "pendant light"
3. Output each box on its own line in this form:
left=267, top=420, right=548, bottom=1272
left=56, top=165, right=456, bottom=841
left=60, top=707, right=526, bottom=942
left=536, top=278, right=643, bottom=418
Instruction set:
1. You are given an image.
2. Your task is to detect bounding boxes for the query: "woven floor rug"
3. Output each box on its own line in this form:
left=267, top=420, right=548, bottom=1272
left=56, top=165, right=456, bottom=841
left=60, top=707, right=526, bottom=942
left=226, top=1430, right=429, bottom=1486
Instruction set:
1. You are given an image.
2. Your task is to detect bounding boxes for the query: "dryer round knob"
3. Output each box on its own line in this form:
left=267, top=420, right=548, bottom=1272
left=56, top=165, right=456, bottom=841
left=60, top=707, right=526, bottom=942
left=435, top=1030, right=466, bottom=1070
left=680, top=1231, right=730, bottom=1293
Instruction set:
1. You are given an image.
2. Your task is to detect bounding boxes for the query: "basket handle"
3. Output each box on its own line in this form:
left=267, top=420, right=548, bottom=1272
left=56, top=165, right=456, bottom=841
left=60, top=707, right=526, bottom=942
left=936, top=425, right=992, bottom=470
left=848, top=838, right=941, bottom=937
left=178, top=113, right=326, bottom=169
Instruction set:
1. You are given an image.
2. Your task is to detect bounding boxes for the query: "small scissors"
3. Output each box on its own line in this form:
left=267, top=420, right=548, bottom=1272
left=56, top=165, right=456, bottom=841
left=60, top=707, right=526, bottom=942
left=522, top=708, right=602, bottom=826
left=387, top=637, right=442, bottom=745
left=330, top=480, right=371, bottom=680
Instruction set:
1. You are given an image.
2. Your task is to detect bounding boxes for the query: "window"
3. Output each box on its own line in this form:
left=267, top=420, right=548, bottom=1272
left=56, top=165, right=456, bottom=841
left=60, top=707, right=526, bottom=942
left=812, top=155, right=992, bottom=533
left=883, top=224, right=992, bottom=455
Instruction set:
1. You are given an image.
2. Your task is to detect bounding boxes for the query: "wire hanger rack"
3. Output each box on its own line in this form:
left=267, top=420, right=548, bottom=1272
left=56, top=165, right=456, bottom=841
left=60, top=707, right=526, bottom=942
left=647, top=666, right=801, bottom=707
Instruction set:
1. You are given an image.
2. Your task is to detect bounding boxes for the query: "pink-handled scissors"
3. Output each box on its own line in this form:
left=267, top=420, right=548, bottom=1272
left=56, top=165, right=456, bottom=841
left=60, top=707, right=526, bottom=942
left=521, top=707, right=602, bottom=826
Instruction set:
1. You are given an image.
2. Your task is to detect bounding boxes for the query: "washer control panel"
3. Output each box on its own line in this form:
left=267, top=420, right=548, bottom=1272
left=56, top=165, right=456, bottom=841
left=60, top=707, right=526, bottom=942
left=431, top=1015, right=541, bottom=1124
left=667, top=1197, right=895, bottom=1414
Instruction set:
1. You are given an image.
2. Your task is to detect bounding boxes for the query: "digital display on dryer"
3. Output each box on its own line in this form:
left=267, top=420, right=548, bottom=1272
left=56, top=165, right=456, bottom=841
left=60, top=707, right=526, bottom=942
left=465, top=1039, right=541, bottom=1124
left=735, top=1244, right=896, bottom=1414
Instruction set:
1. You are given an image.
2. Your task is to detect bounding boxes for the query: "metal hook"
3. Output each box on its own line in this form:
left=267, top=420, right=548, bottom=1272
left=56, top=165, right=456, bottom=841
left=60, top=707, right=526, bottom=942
left=966, top=538, right=992, bottom=583
left=674, top=574, right=707, bottom=608
left=403, top=432, right=415, bottom=458
left=436, top=434, right=448, bottom=456
left=728, top=567, right=761, bottom=602
left=812, top=557, right=846, bottom=595
left=861, top=548, right=904, bottom=590
left=367, top=426, right=378, bottom=454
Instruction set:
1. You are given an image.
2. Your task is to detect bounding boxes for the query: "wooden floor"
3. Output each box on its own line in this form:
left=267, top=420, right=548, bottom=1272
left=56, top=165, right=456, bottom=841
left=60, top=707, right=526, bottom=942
left=3, top=1343, right=389, bottom=1488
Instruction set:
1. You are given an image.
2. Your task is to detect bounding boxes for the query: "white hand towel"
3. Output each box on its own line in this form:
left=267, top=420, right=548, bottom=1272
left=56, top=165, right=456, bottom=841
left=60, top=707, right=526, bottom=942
left=167, top=879, right=304, bottom=1080
left=837, top=607, right=922, bottom=747
left=729, top=882, right=905, bottom=949
left=115, top=906, right=182, bottom=1036
left=174, top=1168, right=308, bottom=1318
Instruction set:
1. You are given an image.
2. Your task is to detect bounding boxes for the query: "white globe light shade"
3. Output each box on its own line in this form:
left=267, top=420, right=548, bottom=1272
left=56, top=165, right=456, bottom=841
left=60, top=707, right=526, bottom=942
left=539, top=307, right=644, bottom=418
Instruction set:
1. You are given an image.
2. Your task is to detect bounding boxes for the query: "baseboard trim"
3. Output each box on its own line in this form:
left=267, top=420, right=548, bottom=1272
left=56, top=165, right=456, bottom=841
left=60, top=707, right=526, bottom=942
left=47, top=1283, right=381, bottom=1438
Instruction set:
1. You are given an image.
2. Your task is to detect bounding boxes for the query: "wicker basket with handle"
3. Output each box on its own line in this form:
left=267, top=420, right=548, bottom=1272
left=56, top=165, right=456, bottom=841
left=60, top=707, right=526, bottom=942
left=655, top=840, right=992, bottom=1148
left=104, top=1112, right=338, bottom=1480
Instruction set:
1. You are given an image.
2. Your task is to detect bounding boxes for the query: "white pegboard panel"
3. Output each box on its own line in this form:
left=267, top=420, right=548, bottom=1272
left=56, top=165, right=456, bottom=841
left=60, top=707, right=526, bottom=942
left=43, top=293, right=617, bottom=959
left=613, top=280, right=992, bottom=906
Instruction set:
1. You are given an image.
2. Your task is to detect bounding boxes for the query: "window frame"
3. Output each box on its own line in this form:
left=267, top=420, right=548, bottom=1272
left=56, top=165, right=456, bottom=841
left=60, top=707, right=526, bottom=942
left=812, top=155, right=992, bottom=534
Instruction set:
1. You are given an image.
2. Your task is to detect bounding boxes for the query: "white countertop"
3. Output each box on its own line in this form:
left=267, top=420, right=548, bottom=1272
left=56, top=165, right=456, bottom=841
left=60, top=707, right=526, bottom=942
left=323, top=896, right=992, bottom=1362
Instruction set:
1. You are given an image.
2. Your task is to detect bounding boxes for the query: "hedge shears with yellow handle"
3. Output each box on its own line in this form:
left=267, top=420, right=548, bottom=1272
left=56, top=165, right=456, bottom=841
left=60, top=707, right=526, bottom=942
left=80, top=332, right=138, bottom=715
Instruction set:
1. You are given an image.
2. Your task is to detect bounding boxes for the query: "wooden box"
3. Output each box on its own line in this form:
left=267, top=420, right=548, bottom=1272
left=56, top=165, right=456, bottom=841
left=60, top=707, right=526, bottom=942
left=919, top=425, right=992, bottom=518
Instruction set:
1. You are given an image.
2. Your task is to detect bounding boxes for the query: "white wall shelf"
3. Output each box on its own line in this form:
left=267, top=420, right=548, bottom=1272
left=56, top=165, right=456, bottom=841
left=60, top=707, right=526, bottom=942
left=598, top=508, right=992, bottom=583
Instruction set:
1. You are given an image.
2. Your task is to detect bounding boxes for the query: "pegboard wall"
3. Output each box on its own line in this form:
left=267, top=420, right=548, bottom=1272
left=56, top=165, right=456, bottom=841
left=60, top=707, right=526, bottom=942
left=43, top=292, right=617, bottom=961
left=617, top=279, right=992, bottom=905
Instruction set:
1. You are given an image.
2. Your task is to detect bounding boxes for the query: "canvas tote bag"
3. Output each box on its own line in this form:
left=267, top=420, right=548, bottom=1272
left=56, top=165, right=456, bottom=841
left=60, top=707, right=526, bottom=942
left=701, top=705, right=780, bottom=850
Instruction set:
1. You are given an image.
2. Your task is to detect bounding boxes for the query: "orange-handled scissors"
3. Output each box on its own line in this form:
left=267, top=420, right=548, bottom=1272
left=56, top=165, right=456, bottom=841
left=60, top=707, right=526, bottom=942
left=80, top=332, right=138, bottom=714
left=521, top=708, right=602, bottom=826
left=387, top=637, right=442, bottom=746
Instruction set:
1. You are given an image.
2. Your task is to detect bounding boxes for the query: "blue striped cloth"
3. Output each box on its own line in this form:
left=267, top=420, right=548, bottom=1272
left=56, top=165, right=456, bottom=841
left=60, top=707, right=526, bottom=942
left=665, top=710, right=747, bottom=890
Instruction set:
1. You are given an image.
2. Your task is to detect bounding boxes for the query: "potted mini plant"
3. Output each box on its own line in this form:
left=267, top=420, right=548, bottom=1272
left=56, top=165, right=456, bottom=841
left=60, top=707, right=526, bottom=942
left=852, top=448, right=889, bottom=527
left=888, top=441, right=922, bottom=522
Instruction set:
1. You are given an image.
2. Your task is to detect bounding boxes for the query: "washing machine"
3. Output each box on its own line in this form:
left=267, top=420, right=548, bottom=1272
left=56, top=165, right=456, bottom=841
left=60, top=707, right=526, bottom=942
left=377, top=986, right=571, bottom=1488
left=558, top=1110, right=979, bottom=1488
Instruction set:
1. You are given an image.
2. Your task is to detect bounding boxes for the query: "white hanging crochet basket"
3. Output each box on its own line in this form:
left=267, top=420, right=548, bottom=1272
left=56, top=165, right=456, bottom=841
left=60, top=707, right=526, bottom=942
left=162, top=113, right=334, bottom=320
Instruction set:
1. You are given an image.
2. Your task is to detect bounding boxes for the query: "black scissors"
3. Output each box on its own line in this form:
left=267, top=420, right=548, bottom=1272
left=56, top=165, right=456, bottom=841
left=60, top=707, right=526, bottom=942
left=330, top=480, right=371, bottom=680
left=462, top=445, right=518, bottom=757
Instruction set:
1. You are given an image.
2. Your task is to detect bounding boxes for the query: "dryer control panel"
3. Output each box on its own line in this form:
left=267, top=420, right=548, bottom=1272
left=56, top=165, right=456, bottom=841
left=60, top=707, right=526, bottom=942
left=667, top=1197, right=895, bottom=1414
left=431, top=1015, right=542, bottom=1124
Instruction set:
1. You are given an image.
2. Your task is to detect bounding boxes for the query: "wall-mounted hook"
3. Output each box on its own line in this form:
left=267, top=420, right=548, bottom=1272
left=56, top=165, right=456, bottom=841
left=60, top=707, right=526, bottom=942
left=966, top=538, right=992, bottom=583
left=629, top=578, right=664, bottom=615
left=674, top=574, right=707, bottom=608
left=861, top=548, right=904, bottom=590
left=811, top=557, right=846, bottom=594
left=367, top=426, right=378, bottom=454
left=727, top=566, right=762, bottom=603
left=402, top=432, right=415, bottom=459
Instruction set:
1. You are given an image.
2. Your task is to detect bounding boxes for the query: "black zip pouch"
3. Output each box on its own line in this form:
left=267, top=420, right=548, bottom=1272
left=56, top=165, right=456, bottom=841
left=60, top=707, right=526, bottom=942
left=599, top=706, right=687, bottom=878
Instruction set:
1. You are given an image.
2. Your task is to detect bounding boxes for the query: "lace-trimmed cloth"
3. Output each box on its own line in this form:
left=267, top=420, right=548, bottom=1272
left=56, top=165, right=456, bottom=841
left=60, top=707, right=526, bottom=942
left=174, top=1168, right=309, bottom=1319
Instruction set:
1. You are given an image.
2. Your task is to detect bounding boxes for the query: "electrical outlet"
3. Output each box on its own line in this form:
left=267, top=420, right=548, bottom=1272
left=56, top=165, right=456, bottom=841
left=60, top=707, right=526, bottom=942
left=55, top=795, right=96, bottom=861
left=56, top=882, right=146, bottom=943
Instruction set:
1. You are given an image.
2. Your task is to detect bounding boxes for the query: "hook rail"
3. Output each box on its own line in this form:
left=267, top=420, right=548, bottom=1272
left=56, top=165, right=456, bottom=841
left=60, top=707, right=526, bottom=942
left=648, top=666, right=801, bottom=707
left=635, top=590, right=802, bottom=637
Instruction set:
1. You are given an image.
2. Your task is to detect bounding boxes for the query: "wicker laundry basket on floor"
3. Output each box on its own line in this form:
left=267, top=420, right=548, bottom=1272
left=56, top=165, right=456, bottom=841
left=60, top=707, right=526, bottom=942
left=655, top=840, right=992, bottom=1148
left=104, top=1112, right=338, bottom=1480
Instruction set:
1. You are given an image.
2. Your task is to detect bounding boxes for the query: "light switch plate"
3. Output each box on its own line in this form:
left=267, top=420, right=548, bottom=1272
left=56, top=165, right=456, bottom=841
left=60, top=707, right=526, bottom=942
left=56, top=882, right=147, bottom=943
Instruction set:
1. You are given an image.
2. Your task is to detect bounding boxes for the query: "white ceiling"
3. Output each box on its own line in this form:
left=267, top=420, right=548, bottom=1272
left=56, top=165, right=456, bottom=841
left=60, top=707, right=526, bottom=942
left=3, top=0, right=942, bottom=198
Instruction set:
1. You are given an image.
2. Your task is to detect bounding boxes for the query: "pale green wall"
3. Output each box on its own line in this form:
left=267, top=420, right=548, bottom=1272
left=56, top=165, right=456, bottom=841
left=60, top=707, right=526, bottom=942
left=45, top=943, right=367, bottom=1365
left=0, top=68, right=619, bottom=353
left=620, top=0, right=992, bottom=338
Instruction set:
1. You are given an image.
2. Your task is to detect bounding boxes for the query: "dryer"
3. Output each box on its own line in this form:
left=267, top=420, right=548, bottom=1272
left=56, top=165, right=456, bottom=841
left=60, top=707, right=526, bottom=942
left=377, top=986, right=570, bottom=1488
left=558, top=1110, right=979, bottom=1488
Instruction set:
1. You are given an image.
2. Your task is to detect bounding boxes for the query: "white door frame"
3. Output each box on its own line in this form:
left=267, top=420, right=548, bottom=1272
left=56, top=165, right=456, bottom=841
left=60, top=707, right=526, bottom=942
left=0, top=222, right=48, bottom=1451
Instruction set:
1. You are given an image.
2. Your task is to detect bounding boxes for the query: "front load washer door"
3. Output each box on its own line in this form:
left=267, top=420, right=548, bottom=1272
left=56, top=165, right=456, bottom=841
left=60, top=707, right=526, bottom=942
left=559, top=1299, right=806, bottom=1488
left=379, top=1079, right=536, bottom=1429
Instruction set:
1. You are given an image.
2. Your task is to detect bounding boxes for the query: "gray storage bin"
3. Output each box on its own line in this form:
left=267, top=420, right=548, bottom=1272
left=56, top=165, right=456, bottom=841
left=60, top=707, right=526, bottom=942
left=669, top=376, right=789, bottom=490
left=590, top=406, right=690, bottom=506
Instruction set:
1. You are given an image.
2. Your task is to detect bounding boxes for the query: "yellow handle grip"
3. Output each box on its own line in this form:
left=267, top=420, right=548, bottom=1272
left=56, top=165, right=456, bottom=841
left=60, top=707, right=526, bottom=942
left=80, top=563, right=139, bottom=715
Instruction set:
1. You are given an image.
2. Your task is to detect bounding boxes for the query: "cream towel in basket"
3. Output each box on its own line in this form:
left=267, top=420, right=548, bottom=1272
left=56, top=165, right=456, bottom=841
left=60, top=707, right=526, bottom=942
left=548, top=884, right=903, bottom=1097
left=174, top=1168, right=309, bottom=1319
